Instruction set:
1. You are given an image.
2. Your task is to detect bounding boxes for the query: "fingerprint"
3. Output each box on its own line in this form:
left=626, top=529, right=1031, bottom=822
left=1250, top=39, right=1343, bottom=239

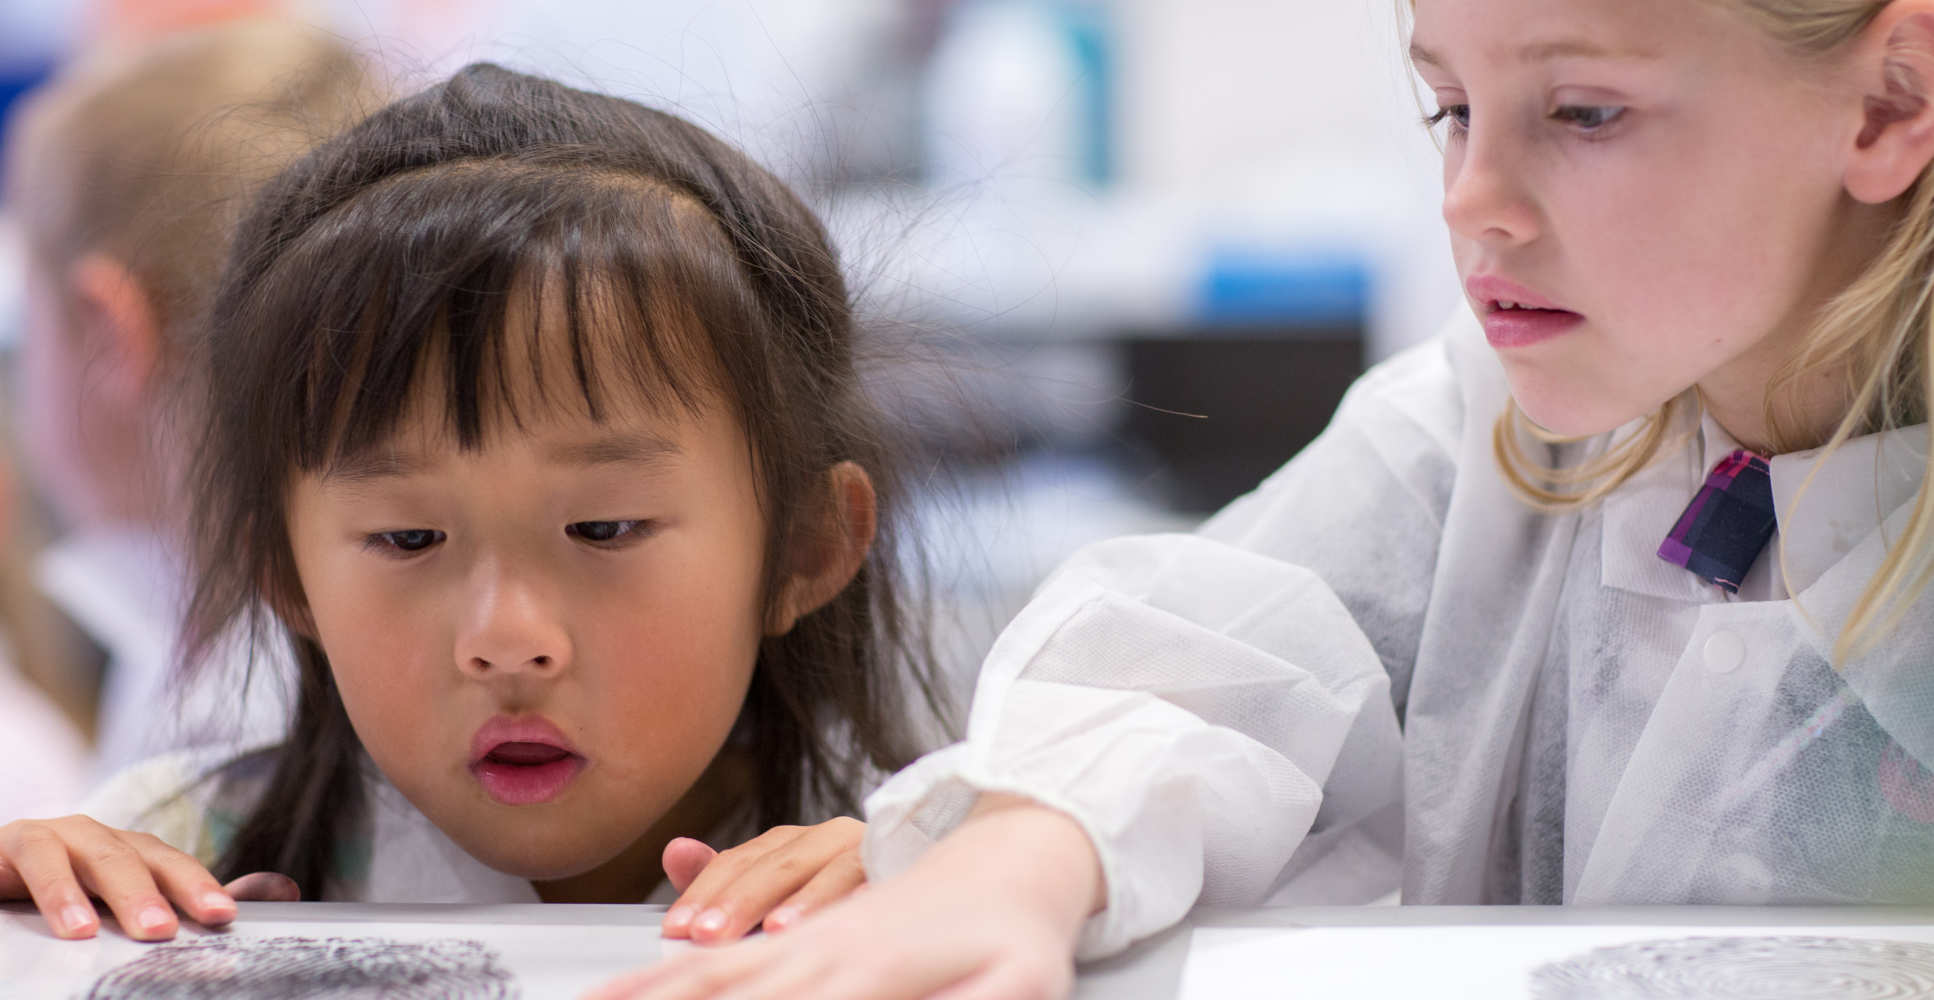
left=83, top=935, right=518, bottom=999
left=1531, top=935, right=1934, bottom=999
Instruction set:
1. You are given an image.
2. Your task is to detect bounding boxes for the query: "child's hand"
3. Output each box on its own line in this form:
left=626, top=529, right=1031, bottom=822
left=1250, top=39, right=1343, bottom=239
left=596, top=796, right=1102, bottom=1000
left=658, top=817, right=867, bottom=944
left=0, top=815, right=297, bottom=941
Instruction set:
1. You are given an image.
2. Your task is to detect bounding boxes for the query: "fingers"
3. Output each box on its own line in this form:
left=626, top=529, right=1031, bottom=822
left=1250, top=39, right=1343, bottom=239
left=923, top=958, right=1074, bottom=1000
left=761, top=851, right=864, bottom=934
left=661, top=838, right=717, bottom=896
left=589, top=929, right=993, bottom=1000
left=0, top=817, right=239, bottom=942
left=584, top=937, right=777, bottom=1000
left=224, top=871, right=301, bottom=902
left=660, top=818, right=864, bottom=944
left=0, top=820, right=100, bottom=939
left=62, top=822, right=185, bottom=941
left=131, top=835, right=240, bottom=928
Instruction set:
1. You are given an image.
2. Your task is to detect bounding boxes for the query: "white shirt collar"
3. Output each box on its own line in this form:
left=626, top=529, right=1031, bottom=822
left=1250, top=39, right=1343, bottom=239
left=1600, top=401, right=1927, bottom=603
left=1763, top=418, right=1926, bottom=595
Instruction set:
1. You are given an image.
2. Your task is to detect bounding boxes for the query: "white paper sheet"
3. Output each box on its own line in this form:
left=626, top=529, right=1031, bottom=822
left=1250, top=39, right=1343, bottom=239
left=1179, top=923, right=1934, bottom=999
left=0, top=903, right=682, bottom=999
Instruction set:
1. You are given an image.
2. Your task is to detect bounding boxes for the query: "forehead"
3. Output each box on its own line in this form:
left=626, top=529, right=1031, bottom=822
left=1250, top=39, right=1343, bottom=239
left=320, top=264, right=730, bottom=477
left=1410, top=0, right=1767, bottom=72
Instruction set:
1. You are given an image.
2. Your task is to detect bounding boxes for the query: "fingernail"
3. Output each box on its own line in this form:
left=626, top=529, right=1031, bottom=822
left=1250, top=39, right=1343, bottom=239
left=201, top=891, right=236, bottom=917
left=138, top=905, right=173, bottom=932
left=766, top=905, right=800, bottom=931
left=694, top=908, right=727, bottom=935
left=60, top=905, right=94, bottom=935
left=662, top=905, right=693, bottom=932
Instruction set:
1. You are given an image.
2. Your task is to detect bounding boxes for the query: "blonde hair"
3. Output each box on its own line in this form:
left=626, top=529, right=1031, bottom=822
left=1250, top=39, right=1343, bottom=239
left=3, top=19, right=382, bottom=361
left=1486, top=0, right=1932, bottom=663
left=0, top=21, right=382, bottom=733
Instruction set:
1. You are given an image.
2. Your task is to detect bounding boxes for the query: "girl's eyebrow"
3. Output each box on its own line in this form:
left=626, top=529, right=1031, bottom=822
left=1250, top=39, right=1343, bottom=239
left=1409, top=38, right=1660, bottom=69
left=322, top=451, right=422, bottom=487
left=543, top=432, right=683, bottom=469
left=319, top=433, right=680, bottom=488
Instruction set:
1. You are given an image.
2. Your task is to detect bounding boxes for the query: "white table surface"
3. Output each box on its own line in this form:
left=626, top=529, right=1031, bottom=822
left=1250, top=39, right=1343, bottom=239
left=6, top=902, right=1932, bottom=998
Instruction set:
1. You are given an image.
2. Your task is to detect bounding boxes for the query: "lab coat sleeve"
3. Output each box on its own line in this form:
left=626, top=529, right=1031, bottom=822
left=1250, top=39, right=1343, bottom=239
left=863, top=336, right=1465, bottom=958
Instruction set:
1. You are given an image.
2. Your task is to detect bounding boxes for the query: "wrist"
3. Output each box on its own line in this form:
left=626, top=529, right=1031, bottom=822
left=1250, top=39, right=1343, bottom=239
left=943, top=793, right=1106, bottom=927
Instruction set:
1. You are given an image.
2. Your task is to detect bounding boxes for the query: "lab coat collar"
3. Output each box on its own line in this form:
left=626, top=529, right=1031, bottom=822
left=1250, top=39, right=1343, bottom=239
left=1766, top=420, right=1926, bottom=595
left=1598, top=397, right=1711, bottom=604
left=1600, top=403, right=1927, bottom=606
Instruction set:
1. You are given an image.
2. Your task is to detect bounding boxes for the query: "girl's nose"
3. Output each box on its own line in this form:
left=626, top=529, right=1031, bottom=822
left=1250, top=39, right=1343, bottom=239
left=454, top=566, right=572, bottom=679
left=1441, top=130, right=1541, bottom=248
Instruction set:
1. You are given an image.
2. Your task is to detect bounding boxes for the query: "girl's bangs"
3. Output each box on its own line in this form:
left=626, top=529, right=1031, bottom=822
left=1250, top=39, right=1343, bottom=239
left=256, top=164, right=754, bottom=472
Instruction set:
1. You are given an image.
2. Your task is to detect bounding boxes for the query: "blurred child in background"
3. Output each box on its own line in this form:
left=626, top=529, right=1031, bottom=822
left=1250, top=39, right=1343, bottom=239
left=2, top=19, right=379, bottom=781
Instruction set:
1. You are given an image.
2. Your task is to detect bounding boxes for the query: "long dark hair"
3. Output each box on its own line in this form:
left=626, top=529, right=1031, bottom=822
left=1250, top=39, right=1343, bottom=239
left=180, top=64, right=948, bottom=895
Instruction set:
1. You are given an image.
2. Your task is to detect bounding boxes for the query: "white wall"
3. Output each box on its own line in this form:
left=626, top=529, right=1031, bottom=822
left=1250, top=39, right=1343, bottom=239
left=1115, top=0, right=1458, bottom=355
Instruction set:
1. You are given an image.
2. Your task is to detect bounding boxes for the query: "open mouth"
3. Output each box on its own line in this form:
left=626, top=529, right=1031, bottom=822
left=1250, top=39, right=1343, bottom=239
left=1491, top=300, right=1575, bottom=316
left=469, top=717, right=586, bottom=806
left=472, top=742, right=585, bottom=806
left=1480, top=298, right=1583, bottom=348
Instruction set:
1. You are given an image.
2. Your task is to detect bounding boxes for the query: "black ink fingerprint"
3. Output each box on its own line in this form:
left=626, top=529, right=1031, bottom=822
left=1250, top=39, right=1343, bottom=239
left=1531, top=935, right=1934, bottom=999
left=83, top=935, right=518, bottom=999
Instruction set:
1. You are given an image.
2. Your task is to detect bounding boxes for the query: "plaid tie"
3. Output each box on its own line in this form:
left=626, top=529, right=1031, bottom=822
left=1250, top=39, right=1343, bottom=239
left=1657, top=449, right=1776, bottom=594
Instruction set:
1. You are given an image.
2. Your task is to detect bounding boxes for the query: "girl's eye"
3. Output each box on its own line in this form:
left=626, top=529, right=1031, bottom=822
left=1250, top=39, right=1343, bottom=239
left=366, top=529, right=445, bottom=555
left=566, top=520, right=651, bottom=546
left=1422, top=104, right=1471, bottom=134
left=1552, top=105, right=1624, bottom=131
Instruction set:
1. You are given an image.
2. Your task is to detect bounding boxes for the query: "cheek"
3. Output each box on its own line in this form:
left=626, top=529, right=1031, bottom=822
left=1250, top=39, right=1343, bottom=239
left=1586, top=111, right=1841, bottom=320
left=293, top=546, right=445, bottom=757
left=579, top=522, right=768, bottom=755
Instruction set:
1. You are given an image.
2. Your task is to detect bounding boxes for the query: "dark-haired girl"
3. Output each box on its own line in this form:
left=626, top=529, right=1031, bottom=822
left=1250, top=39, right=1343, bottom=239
left=0, top=63, right=946, bottom=946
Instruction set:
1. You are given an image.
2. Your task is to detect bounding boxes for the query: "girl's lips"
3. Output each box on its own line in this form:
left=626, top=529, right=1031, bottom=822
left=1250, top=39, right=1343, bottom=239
left=1464, top=273, right=1584, bottom=349
left=471, top=750, right=585, bottom=806
left=469, top=715, right=585, bottom=806
left=1481, top=304, right=1585, bottom=349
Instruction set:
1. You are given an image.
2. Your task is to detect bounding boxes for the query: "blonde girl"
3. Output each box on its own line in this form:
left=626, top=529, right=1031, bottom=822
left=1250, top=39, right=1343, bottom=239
left=605, top=0, right=1934, bottom=997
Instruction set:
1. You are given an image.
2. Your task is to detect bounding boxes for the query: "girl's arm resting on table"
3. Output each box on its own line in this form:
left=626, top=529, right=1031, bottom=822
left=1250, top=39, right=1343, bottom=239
left=863, top=531, right=1401, bottom=960
left=590, top=794, right=1102, bottom=1000
left=856, top=336, right=1454, bottom=959
left=0, top=815, right=295, bottom=941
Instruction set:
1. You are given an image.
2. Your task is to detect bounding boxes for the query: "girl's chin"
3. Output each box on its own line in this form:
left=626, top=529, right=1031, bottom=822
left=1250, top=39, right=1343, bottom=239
left=1506, top=384, right=1651, bottom=441
left=446, top=821, right=622, bottom=883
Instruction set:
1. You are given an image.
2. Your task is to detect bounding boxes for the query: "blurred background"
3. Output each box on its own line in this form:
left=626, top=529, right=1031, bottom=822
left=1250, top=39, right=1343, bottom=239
left=0, top=0, right=1455, bottom=807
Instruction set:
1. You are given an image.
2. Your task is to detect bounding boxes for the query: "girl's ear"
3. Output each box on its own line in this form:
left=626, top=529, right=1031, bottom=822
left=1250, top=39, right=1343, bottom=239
left=1846, top=3, right=1934, bottom=204
left=766, top=461, right=877, bottom=636
left=65, top=253, right=162, bottom=405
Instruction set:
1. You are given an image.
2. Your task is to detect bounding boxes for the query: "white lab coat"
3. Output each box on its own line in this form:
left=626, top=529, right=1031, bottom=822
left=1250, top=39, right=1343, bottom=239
left=862, top=311, right=1934, bottom=958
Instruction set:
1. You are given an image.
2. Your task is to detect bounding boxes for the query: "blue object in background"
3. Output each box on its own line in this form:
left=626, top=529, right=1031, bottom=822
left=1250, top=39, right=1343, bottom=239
left=0, top=61, right=53, bottom=179
left=1195, top=247, right=1371, bottom=329
left=1055, top=0, right=1114, bottom=188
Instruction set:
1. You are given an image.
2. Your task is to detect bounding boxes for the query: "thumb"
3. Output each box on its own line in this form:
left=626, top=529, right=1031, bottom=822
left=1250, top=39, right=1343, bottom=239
left=0, top=856, right=23, bottom=899
left=223, top=872, right=301, bottom=902
left=661, top=837, right=717, bottom=894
